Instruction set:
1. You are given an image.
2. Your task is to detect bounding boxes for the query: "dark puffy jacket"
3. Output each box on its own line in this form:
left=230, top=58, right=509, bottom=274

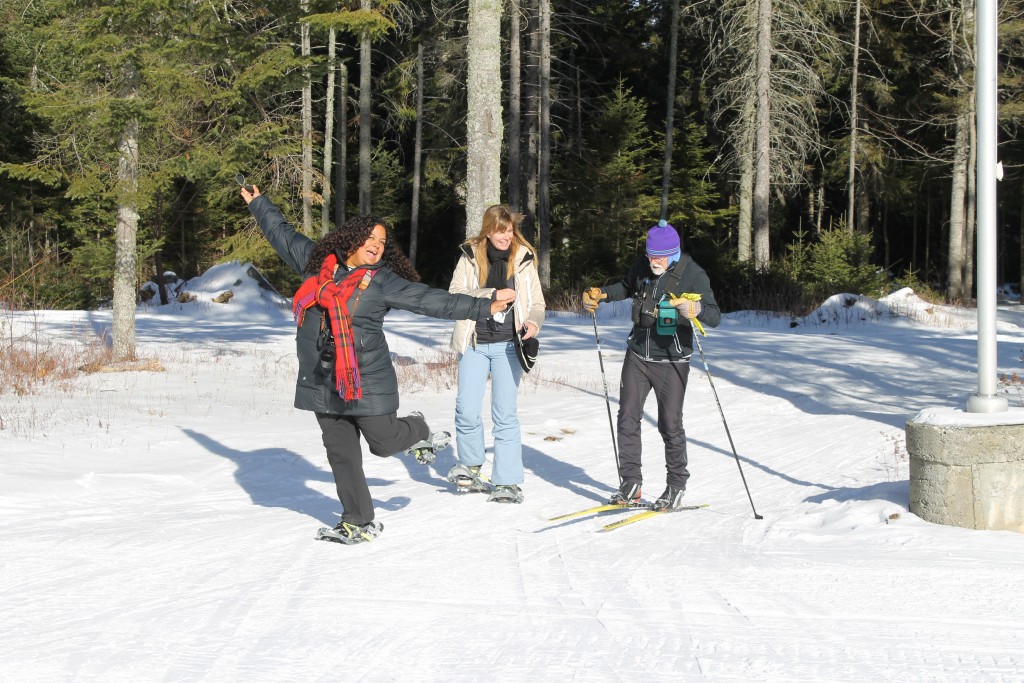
left=249, top=195, right=491, bottom=416
left=600, top=254, right=721, bottom=361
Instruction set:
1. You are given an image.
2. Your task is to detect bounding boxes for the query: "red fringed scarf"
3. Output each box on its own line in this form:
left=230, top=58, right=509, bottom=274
left=293, top=254, right=375, bottom=400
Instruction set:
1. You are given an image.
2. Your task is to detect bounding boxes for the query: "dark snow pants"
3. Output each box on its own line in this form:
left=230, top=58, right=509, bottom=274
left=315, top=411, right=430, bottom=525
left=616, top=351, right=691, bottom=491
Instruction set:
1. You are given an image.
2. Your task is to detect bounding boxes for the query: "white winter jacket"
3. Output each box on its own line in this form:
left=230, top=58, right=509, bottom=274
left=448, top=243, right=546, bottom=355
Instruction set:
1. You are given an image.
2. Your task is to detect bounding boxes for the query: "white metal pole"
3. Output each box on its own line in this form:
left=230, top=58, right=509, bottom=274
left=968, top=0, right=1008, bottom=413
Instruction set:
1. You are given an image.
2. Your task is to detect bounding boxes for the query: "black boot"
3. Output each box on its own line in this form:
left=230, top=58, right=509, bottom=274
left=652, top=485, right=686, bottom=511
left=608, top=480, right=641, bottom=506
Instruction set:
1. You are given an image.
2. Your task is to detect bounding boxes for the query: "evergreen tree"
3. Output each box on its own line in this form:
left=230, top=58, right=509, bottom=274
left=551, top=82, right=660, bottom=286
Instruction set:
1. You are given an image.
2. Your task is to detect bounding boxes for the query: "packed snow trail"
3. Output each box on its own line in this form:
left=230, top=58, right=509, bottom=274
left=2, top=277, right=1024, bottom=680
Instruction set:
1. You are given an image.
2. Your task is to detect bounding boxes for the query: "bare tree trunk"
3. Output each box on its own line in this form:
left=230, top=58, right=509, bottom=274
left=334, top=62, right=348, bottom=227
left=359, top=0, right=373, bottom=215
left=737, top=95, right=753, bottom=262
left=912, top=192, right=919, bottom=274
left=882, top=201, right=890, bottom=267
left=153, top=190, right=168, bottom=305
left=538, top=0, right=551, bottom=286
left=816, top=182, right=824, bottom=233
left=112, top=116, right=139, bottom=362
left=154, top=247, right=167, bottom=305
left=321, top=27, right=337, bottom=236
left=856, top=178, right=870, bottom=234
left=575, top=58, right=583, bottom=158
left=301, top=0, right=313, bottom=234
left=948, top=107, right=969, bottom=301
left=965, top=90, right=977, bottom=301
left=815, top=183, right=823, bottom=233
left=410, top=42, right=425, bottom=265
left=846, top=0, right=861, bottom=233
left=660, top=0, right=681, bottom=221
left=508, top=0, right=522, bottom=212
left=926, top=192, right=934, bottom=275
left=752, top=0, right=772, bottom=270
left=523, top=0, right=539, bottom=242
left=466, top=0, right=504, bottom=238
left=1019, top=179, right=1024, bottom=297
left=807, top=183, right=816, bottom=234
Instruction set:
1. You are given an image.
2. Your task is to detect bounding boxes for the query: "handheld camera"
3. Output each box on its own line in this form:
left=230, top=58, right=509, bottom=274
left=235, top=173, right=254, bottom=193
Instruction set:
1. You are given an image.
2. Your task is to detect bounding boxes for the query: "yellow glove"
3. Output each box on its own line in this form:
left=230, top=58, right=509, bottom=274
left=668, top=292, right=706, bottom=336
left=582, top=287, right=607, bottom=313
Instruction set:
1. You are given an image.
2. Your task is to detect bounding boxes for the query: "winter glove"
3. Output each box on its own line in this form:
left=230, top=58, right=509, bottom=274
left=669, top=292, right=707, bottom=336
left=673, top=298, right=702, bottom=319
left=582, top=287, right=607, bottom=313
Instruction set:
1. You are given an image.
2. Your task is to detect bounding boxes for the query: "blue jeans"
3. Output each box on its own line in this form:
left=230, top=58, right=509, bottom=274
left=455, top=341, right=524, bottom=485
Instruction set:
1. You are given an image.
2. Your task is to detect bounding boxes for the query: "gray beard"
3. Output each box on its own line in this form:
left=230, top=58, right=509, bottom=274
left=650, top=263, right=667, bottom=275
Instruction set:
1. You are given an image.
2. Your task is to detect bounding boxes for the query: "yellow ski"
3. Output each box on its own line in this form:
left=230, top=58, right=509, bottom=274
left=548, top=503, right=650, bottom=522
left=600, top=504, right=710, bottom=532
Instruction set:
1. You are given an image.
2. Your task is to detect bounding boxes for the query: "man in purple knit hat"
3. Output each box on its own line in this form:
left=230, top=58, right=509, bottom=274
left=581, top=220, right=720, bottom=510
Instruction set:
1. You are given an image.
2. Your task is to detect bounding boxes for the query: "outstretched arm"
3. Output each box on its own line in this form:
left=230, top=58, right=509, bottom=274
left=242, top=187, right=313, bottom=276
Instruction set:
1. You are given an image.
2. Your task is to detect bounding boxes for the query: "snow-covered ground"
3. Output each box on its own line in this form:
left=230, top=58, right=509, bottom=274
left=3, top=264, right=1024, bottom=682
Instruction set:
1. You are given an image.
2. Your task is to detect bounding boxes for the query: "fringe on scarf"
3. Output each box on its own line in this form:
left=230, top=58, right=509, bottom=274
left=293, top=254, right=375, bottom=399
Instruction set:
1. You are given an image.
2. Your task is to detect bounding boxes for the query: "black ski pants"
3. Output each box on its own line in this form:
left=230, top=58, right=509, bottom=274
left=315, top=411, right=430, bottom=525
left=616, top=351, right=691, bottom=490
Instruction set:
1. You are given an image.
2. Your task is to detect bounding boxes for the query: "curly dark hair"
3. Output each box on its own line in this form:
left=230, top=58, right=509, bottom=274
left=304, top=215, right=420, bottom=282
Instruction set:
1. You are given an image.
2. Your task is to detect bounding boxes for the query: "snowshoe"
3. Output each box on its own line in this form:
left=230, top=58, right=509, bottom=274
left=447, top=464, right=490, bottom=492
left=316, top=520, right=383, bottom=545
left=405, top=430, right=451, bottom=464
left=608, top=480, right=642, bottom=506
left=487, top=484, right=524, bottom=504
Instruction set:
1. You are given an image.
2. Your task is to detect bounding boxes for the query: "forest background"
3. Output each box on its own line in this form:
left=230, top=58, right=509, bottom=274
left=2, top=0, right=1024, bottom=328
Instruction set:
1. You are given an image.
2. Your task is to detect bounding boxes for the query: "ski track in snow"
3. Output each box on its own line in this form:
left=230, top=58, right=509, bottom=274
left=3, top=290, right=1024, bottom=681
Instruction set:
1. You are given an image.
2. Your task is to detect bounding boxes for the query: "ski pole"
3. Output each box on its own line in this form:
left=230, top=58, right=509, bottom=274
left=690, top=329, right=763, bottom=519
left=590, top=311, right=620, bottom=477
left=673, top=291, right=762, bottom=519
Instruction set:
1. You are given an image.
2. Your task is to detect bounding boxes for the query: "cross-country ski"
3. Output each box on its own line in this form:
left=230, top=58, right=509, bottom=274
left=599, top=504, right=710, bottom=532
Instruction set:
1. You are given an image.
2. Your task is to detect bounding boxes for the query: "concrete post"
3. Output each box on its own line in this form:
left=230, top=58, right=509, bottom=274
left=907, top=410, right=1024, bottom=533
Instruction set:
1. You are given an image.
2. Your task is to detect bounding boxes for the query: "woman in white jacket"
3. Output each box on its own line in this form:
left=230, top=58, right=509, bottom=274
left=447, top=205, right=546, bottom=503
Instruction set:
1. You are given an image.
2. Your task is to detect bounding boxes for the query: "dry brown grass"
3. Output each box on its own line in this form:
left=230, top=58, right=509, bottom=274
left=999, top=372, right=1024, bottom=407
left=2, top=332, right=100, bottom=396
left=0, top=314, right=161, bottom=396
left=79, top=358, right=166, bottom=374
left=393, top=346, right=597, bottom=396
left=544, top=288, right=584, bottom=313
left=394, top=348, right=461, bottom=392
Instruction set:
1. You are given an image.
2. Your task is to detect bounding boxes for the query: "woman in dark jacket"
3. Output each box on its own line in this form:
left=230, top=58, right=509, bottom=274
left=242, top=186, right=514, bottom=544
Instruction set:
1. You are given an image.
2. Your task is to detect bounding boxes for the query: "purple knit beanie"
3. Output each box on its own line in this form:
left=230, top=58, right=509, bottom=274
left=645, top=220, right=680, bottom=258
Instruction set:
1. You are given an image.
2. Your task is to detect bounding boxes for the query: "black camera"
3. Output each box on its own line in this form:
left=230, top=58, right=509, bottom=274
left=319, top=345, right=336, bottom=363
left=235, top=173, right=254, bottom=193
left=314, top=327, right=336, bottom=384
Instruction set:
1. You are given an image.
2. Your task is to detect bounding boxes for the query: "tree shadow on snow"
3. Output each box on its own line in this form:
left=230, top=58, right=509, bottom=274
left=181, top=428, right=411, bottom=525
left=804, top=480, right=908, bottom=507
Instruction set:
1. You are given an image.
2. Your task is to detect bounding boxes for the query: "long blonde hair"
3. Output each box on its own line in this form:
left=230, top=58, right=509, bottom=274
left=465, top=204, right=533, bottom=287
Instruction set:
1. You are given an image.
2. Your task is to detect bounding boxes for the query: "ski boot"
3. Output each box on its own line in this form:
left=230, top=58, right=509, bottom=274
left=405, top=431, right=451, bottom=464
left=316, top=520, right=383, bottom=545
left=487, top=484, right=524, bottom=504
left=608, top=480, right=642, bottom=506
left=651, top=485, right=686, bottom=511
left=446, top=464, right=490, bottom=492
